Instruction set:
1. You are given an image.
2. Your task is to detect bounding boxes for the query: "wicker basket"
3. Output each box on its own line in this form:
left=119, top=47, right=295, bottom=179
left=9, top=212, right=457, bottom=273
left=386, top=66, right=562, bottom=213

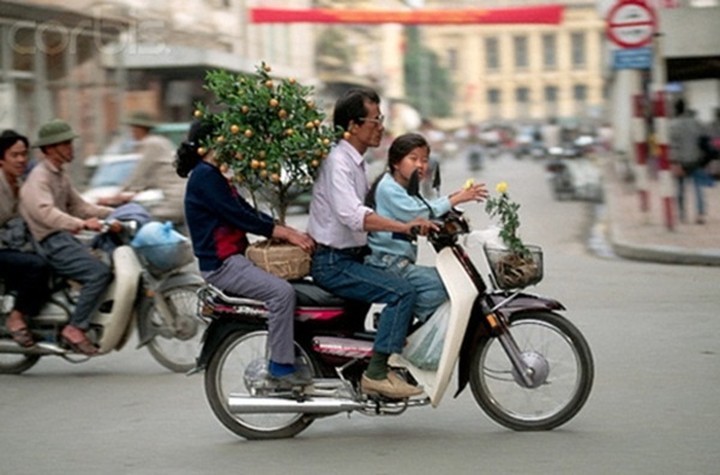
left=246, top=240, right=311, bottom=280
left=134, top=240, right=195, bottom=275
left=484, top=244, right=543, bottom=290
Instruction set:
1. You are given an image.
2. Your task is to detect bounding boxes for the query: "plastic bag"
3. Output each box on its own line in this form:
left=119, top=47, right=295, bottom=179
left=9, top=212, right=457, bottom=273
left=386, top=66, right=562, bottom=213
left=130, top=221, right=184, bottom=248
left=464, top=225, right=503, bottom=249
left=402, top=301, right=451, bottom=371
left=130, top=221, right=191, bottom=272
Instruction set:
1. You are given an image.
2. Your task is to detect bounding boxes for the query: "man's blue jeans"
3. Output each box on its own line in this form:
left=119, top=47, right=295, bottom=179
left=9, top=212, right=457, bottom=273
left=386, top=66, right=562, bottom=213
left=311, top=246, right=416, bottom=355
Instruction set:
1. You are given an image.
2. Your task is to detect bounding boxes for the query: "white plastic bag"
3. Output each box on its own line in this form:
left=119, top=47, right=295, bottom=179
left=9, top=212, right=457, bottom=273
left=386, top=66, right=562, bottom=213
left=464, top=225, right=504, bottom=249
left=402, top=301, right=451, bottom=371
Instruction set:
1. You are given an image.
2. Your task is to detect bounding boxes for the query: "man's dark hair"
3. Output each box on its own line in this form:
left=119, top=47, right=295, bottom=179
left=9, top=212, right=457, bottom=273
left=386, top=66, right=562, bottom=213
left=0, top=130, right=29, bottom=160
left=333, top=87, right=381, bottom=131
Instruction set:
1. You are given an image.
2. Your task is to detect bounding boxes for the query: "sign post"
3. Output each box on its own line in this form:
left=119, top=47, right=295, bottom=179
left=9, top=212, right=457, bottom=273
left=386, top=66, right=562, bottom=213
left=606, top=1, right=658, bottom=217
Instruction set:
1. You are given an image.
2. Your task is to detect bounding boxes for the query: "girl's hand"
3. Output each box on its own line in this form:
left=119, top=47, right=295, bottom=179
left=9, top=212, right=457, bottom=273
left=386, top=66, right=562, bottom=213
left=450, top=182, right=489, bottom=205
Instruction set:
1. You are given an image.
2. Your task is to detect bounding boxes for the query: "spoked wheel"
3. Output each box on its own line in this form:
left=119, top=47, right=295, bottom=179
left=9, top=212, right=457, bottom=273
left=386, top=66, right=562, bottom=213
left=145, top=286, right=205, bottom=373
left=469, top=311, right=594, bottom=431
left=204, top=330, right=317, bottom=440
left=0, top=347, right=41, bottom=374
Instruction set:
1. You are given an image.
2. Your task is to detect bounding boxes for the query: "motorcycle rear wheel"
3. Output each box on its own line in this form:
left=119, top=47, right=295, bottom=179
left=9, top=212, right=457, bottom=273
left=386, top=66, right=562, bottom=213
left=204, top=330, right=318, bottom=440
left=469, top=311, right=594, bottom=430
left=144, top=285, right=205, bottom=373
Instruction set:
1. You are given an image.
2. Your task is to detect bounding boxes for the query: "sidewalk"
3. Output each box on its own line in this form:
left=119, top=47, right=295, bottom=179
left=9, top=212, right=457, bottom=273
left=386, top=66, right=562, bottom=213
left=602, top=157, right=720, bottom=266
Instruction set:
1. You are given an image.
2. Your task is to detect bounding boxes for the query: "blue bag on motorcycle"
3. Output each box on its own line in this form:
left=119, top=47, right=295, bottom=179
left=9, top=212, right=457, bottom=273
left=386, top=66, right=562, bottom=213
left=131, top=221, right=194, bottom=273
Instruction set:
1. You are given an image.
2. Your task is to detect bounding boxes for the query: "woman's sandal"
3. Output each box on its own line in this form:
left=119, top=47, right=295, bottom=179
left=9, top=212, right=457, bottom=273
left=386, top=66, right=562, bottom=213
left=61, top=335, right=99, bottom=356
left=8, top=326, right=35, bottom=348
left=60, top=328, right=99, bottom=356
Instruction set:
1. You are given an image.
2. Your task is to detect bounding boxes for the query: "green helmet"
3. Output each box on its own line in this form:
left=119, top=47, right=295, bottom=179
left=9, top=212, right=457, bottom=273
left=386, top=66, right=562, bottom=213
left=34, top=119, right=79, bottom=147
left=122, top=111, right=157, bottom=129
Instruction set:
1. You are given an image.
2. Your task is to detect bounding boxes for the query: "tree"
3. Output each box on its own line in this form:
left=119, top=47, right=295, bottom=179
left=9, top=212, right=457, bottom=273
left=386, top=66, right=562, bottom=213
left=403, top=26, right=454, bottom=118
left=195, top=63, right=338, bottom=225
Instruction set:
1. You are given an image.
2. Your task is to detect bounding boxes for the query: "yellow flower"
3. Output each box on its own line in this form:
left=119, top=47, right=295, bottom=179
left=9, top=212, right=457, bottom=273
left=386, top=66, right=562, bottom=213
left=464, top=178, right=475, bottom=190
left=485, top=181, right=528, bottom=256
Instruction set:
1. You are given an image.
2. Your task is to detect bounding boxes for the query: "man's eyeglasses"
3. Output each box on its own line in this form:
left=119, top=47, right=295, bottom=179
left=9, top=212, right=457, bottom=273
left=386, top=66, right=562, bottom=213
left=359, top=114, right=385, bottom=126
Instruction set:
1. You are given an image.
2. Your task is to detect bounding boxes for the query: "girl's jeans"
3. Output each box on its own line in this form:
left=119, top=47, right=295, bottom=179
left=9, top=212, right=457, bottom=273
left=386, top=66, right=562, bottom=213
left=366, top=253, right=448, bottom=322
left=311, top=246, right=416, bottom=355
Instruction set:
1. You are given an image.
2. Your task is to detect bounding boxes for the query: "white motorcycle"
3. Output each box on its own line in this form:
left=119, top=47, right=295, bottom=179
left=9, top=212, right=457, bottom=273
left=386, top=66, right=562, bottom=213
left=0, top=219, right=205, bottom=374
left=194, top=206, right=594, bottom=439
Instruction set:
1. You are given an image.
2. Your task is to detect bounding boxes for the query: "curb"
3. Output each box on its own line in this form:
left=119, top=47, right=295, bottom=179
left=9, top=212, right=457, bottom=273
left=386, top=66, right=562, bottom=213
left=609, top=223, right=720, bottom=266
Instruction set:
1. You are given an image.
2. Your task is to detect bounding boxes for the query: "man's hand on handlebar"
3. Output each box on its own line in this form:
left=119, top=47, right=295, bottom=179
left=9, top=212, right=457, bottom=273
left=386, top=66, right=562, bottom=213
left=406, top=217, right=439, bottom=237
left=82, top=217, right=104, bottom=232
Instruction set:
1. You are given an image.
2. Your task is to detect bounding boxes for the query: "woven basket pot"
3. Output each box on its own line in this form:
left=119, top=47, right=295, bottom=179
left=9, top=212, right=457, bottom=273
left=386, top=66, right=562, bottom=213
left=246, top=240, right=311, bottom=280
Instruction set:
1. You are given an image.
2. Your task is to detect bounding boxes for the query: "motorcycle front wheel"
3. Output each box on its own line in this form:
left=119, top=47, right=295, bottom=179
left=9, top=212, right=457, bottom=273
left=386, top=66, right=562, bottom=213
left=143, top=285, right=205, bottom=373
left=469, top=311, right=594, bottom=431
left=204, top=330, right=318, bottom=440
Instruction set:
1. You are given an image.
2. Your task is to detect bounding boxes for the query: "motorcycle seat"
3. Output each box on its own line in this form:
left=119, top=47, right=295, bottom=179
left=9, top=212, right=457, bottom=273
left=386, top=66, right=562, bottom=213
left=292, top=281, right=346, bottom=308
left=201, top=281, right=347, bottom=309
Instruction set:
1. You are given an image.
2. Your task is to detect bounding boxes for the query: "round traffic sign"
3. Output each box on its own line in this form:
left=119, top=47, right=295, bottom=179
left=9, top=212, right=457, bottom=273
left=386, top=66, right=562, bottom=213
left=606, top=0, right=657, bottom=48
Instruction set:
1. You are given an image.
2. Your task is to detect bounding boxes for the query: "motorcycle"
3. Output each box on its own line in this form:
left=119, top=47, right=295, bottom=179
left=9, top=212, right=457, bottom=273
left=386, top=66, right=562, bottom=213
left=193, top=203, right=594, bottom=440
left=0, top=218, right=205, bottom=374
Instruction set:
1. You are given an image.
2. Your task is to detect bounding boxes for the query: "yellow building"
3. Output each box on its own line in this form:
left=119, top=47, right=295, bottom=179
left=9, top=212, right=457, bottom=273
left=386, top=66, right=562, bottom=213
left=419, top=0, right=606, bottom=125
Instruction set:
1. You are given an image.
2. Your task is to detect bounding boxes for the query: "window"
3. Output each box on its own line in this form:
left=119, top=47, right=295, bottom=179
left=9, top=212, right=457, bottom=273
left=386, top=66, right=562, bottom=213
left=574, top=84, right=588, bottom=102
left=485, top=37, right=499, bottom=71
left=513, top=35, right=528, bottom=69
left=542, top=34, right=556, bottom=70
left=516, top=87, right=530, bottom=104
left=544, top=85, right=558, bottom=103
left=487, top=88, right=501, bottom=104
left=571, top=32, right=586, bottom=69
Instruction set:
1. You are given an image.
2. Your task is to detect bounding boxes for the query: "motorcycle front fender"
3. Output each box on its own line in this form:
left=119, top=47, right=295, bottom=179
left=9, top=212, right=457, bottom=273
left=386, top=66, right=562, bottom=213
left=135, top=271, right=205, bottom=347
left=453, top=292, right=565, bottom=398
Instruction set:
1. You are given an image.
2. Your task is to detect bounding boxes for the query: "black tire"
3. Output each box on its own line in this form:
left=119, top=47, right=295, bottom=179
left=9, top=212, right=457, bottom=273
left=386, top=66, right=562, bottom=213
left=469, top=311, right=593, bottom=431
left=0, top=350, right=41, bottom=374
left=144, top=285, right=205, bottom=373
left=204, top=330, right=318, bottom=440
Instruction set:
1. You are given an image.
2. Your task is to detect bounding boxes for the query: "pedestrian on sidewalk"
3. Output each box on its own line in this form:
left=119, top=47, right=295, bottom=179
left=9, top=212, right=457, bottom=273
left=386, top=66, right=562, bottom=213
left=669, top=98, right=708, bottom=224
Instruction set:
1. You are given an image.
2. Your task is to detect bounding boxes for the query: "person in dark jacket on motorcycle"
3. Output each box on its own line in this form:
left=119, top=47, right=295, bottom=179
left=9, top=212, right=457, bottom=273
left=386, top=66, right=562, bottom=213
left=0, top=130, right=50, bottom=347
left=176, top=121, right=315, bottom=388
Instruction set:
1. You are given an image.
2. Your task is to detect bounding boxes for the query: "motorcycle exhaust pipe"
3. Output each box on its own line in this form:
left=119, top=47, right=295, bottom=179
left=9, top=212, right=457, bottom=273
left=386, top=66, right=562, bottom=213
left=0, top=340, right=66, bottom=355
left=228, top=394, right=364, bottom=414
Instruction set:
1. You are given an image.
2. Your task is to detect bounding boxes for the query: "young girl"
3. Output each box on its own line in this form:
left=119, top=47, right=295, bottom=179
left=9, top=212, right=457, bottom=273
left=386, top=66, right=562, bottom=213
left=366, top=133, right=488, bottom=321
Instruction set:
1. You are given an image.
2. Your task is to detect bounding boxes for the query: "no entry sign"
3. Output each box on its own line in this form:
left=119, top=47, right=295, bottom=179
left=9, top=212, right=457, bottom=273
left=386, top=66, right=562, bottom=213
left=606, top=0, right=657, bottom=48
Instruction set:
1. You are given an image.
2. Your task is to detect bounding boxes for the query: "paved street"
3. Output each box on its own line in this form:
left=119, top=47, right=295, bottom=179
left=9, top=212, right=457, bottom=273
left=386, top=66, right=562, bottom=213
left=2, top=151, right=719, bottom=475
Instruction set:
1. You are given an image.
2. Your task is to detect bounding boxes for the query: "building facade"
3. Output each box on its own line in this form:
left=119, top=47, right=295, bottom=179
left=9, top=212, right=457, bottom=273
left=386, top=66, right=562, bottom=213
left=419, top=0, right=606, bottom=126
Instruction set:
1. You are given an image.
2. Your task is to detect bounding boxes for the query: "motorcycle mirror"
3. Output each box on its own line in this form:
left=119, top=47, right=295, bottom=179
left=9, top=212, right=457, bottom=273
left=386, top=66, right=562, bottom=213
left=432, top=162, right=441, bottom=190
left=408, top=169, right=421, bottom=197
left=408, top=169, right=437, bottom=218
